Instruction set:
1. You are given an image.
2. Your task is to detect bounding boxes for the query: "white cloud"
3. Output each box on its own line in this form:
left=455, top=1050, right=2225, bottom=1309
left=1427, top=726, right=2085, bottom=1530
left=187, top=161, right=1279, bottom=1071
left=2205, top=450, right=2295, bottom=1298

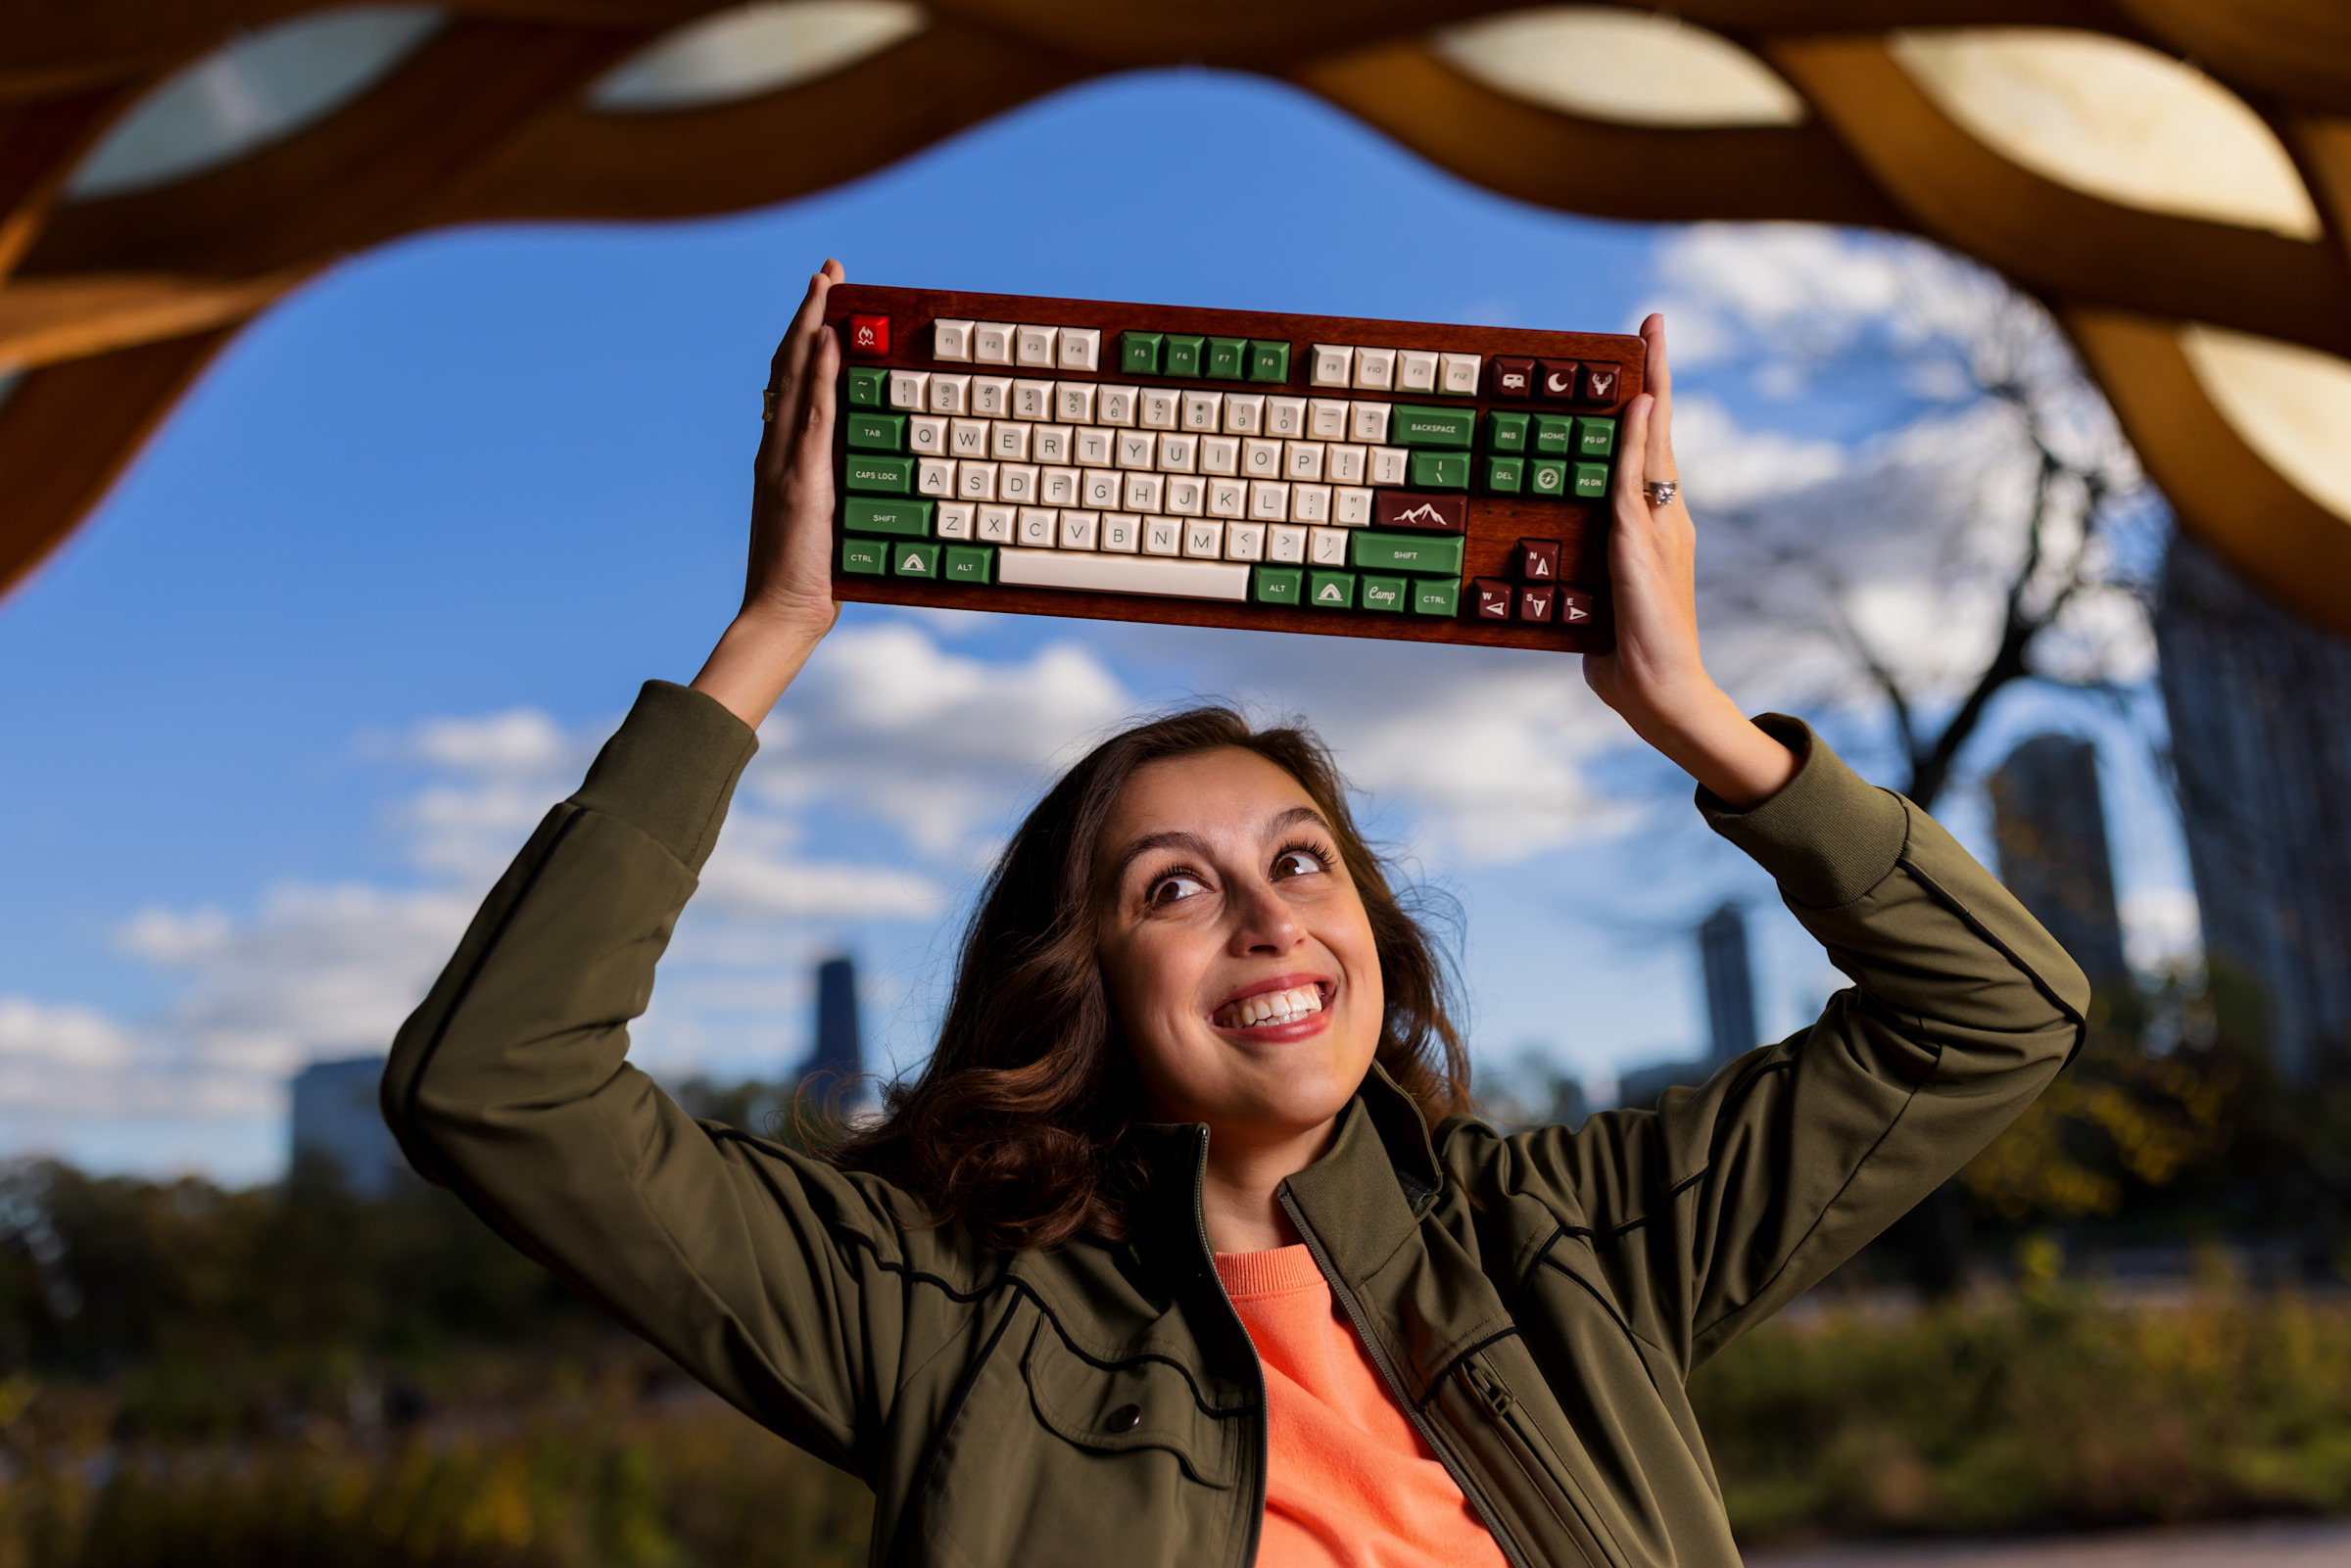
left=2120, top=884, right=2203, bottom=974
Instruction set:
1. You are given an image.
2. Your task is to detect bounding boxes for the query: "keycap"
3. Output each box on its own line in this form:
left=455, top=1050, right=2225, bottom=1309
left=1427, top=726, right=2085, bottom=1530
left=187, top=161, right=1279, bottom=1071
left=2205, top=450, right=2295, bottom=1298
left=933, top=319, right=974, bottom=361
left=1308, top=570, right=1357, bottom=609
left=908, top=414, right=947, bottom=456
left=1125, top=472, right=1164, bottom=511
left=841, top=537, right=888, bottom=574
left=1183, top=521, right=1223, bottom=559
left=1248, top=341, right=1291, bottom=383
left=1201, top=436, right=1240, bottom=476
left=1333, top=487, right=1374, bottom=526
left=956, top=460, right=997, bottom=500
left=845, top=411, right=905, bottom=451
left=1012, top=379, right=1052, bottom=420
left=1309, top=526, right=1350, bottom=566
left=1117, top=431, right=1157, bottom=470
left=1056, top=382, right=1097, bottom=422
left=1531, top=414, right=1576, bottom=457
left=1514, top=539, right=1560, bottom=580
left=1015, top=325, right=1057, bottom=368
left=929, top=374, right=969, bottom=414
left=892, top=541, right=940, bottom=578
left=1255, top=565, right=1304, bottom=604
left=976, top=504, right=1014, bottom=543
left=1061, top=510, right=1100, bottom=549
left=1309, top=345, right=1353, bottom=388
left=1526, top=458, right=1567, bottom=499
left=1360, top=574, right=1408, bottom=612
left=1558, top=586, right=1597, bottom=626
left=1076, top=428, right=1115, bottom=467
left=915, top=457, right=953, bottom=498
left=1249, top=480, right=1290, bottom=521
left=1473, top=579, right=1513, bottom=618
left=1102, top=513, right=1140, bottom=552
left=1080, top=469, right=1121, bottom=508
left=1098, top=386, right=1138, bottom=426
left=973, top=322, right=1014, bottom=365
left=1166, top=335, right=1205, bottom=377
left=1284, top=441, right=1324, bottom=482
left=1440, top=354, right=1481, bottom=396
left=936, top=501, right=974, bottom=539
left=1489, top=357, right=1534, bottom=399
left=1516, top=584, right=1555, bottom=622
left=1292, top=484, right=1331, bottom=523
left=1266, top=524, right=1307, bottom=564
left=1207, top=337, right=1249, bottom=380
left=971, top=377, right=1011, bottom=417
left=1265, top=398, right=1308, bottom=439
left=1327, top=444, right=1367, bottom=485
left=1139, top=389, right=1180, bottom=430
left=1576, top=415, right=1616, bottom=457
left=845, top=367, right=886, bottom=407
left=1225, top=522, right=1267, bottom=561
left=843, top=498, right=933, bottom=536
left=1242, top=439, right=1282, bottom=479
left=1016, top=506, right=1054, bottom=546
left=942, top=545, right=993, bottom=583
left=1206, top=478, right=1246, bottom=518
left=1485, top=455, right=1523, bottom=495
left=1352, top=531, right=1464, bottom=576
left=846, top=314, right=888, bottom=356
left=845, top=454, right=914, bottom=494
left=1487, top=410, right=1528, bottom=452
left=1573, top=462, right=1609, bottom=499
left=991, top=421, right=1032, bottom=461
left=1144, top=517, right=1181, bottom=555
left=1032, top=426, right=1072, bottom=464
left=1121, top=331, right=1162, bottom=375
left=1159, top=434, right=1198, bottom=473
left=1582, top=363, right=1620, bottom=404
left=1408, top=451, right=1470, bottom=490
left=998, top=546, right=1250, bottom=601
left=1223, top=394, right=1264, bottom=435
left=1350, top=403, right=1391, bottom=444
left=1373, top=491, right=1463, bottom=533
left=1353, top=348, right=1396, bottom=392
left=1390, top=404, right=1475, bottom=449
left=1166, top=476, right=1207, bottom=516
left=1412, top=578, right=1461, bottom=616
left=999, top=464, right=1038, bottom=504
left=1181, top=391, right=1223, bottom=432
left=1308, top=400, right=1349, bottom=440
left=1537, top=360, right=1581, bottom=401
left=1367, top=447, right=1410, bottom=486
left=1059, top=327, right=1102, bottom=373
left=888, top=369, right=930, bottom=410
left=1039, top=467, right=1080, bottom=506
left=1396, top=350, right=1438, bottom=394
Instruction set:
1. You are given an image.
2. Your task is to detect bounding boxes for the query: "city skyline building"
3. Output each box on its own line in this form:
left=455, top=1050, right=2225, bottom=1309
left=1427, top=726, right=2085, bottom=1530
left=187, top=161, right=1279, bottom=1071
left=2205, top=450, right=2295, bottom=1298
left=1987, top=735, right=2132, bottom=997
left=289, top=1055, right=406, bottom=1197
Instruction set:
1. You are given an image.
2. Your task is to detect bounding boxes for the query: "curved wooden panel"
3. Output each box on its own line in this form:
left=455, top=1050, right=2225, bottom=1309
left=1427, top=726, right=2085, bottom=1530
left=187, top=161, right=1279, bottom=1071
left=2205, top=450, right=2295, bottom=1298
left=0, top=326, right=234, bottom=599
left=1295, top=39, right=1906, bottom=228
left=2118, top=0, right=2351, bottom=118
left=0, top=270, right=296, bottom=373
left=1770, top=35, right=2351, bottom=357
left=2069, top=307, right=2351, bottom=640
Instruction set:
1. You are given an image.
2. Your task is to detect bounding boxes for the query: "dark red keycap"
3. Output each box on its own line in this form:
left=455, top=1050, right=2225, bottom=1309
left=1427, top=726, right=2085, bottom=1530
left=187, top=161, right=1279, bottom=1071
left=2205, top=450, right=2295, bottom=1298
left=1557, top=586, right=1597, bottom=626
left=846, top=314, right=890, bottom=356
left=1374, top=492, right=1466, bottom=533
left=1473, top=579, right=1514, bottom=619
left=1516, top=585, right=1556, bottom=623
left=1489, top=357, right=1534, bottom=399
left=1537, top=359, right=1581, bottom=401
left=1513, top=538, right=1560, bottom=581
left=1581, top=361, right=1620, bottom=404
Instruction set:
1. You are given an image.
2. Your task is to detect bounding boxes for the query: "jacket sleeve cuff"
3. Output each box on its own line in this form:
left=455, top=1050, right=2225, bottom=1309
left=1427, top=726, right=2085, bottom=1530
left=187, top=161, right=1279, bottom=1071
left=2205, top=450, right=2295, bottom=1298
left=569, top=681, right=759, bottom=874
left=1697, top=714, right=1908, bottom=909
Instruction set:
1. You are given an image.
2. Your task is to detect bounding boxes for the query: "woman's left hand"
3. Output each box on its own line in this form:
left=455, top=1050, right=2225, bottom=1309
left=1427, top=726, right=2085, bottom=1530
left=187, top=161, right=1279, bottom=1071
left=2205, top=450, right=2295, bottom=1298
left=1580, top=314, right=1798, bottom=811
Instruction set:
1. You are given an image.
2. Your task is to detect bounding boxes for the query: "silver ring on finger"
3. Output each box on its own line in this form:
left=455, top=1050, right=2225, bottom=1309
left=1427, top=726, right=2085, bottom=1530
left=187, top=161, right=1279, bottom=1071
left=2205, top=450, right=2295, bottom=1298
left=1643, top=480, right=1678, bottom=507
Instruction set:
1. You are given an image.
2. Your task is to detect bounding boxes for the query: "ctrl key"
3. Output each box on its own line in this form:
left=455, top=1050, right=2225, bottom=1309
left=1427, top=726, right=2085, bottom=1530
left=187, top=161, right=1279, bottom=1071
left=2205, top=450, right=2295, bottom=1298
left=840, top=537, right=888, bottom=576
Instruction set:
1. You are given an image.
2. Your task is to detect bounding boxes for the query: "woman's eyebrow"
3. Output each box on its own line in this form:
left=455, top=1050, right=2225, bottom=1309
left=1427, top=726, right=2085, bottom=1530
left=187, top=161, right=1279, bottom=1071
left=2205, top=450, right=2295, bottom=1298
left=1267, top=805, right=1328, bottom=837
left=1114, top=829, right=1211, bottom=880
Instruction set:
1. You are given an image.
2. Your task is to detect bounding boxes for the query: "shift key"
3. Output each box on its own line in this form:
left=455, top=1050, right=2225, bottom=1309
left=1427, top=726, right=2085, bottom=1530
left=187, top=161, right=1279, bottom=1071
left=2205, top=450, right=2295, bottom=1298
left=1351, top=530, right=1464, bottom=575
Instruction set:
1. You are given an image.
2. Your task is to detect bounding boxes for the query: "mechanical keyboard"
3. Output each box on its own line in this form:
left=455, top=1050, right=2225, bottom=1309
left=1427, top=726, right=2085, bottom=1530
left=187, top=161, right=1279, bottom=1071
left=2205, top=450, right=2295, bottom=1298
left=822, top=284, right=1639, bottom=651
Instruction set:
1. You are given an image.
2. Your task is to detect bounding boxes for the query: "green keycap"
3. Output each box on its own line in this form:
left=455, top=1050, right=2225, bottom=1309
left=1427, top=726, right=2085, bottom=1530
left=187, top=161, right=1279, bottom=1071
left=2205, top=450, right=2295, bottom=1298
left=1165, top=334, right=1205, bottom=377
left=1484, top=454, right=1524, bottom=495
left=1486, top=410, right=1529, bottom=453
left=942, top=545, right=993, bottom=585
left=1307, top=570, right=1357, bottom=609
left=1254, top=565, right=1304, bottom=606
left=843, top=453, right=914, bottom=494
left=1408, top=450, right=1471, bottom=490
left=1352, top=531, right=1465, bottom=575
left=1390, top=404, right=1476, bottom=449
left=891, top=541, right=941, bottom=578
left=1531, top=414, right=1577, bottom=457
left=1526, top=458, right=1568, bottom=499
left=1122, top=331, right=1163, bottom=374
left=840, top=537, right=888, bottom=575
left=844, top=410, right=906, bottom=451
left=1575, top=415, right=1617, bottom=457
left=1247, top=340, right=1291, bottom=383
left=1573, top=461, right=1610, bottom=499
left=1207, top=337, right=1249, bottom=380
left=1359, top=575, right=1407, bottom=613
left=844, top=366, right=886, bottom=408
left=1412, top=577, right=1462, bottom=617
left=842, top=497, right=934, bottom=537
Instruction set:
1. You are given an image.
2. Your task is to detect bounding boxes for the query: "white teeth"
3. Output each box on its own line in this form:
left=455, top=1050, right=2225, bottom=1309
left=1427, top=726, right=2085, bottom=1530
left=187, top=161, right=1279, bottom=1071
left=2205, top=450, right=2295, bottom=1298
left=1223, top=983, right=1323, bottom=1028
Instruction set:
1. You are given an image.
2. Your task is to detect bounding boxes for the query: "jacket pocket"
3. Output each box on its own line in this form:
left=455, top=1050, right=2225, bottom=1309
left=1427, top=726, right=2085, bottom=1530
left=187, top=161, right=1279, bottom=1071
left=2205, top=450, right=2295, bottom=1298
left=1021, top=1318, right=1241, bottom=1490
left=1455, top=1351, right=1634, bottom=1568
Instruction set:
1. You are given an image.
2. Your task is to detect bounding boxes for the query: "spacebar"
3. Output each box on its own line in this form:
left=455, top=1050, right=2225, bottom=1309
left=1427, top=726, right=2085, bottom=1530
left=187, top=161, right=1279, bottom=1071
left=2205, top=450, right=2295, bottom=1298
left=996, top=548, right=1251, bottom=601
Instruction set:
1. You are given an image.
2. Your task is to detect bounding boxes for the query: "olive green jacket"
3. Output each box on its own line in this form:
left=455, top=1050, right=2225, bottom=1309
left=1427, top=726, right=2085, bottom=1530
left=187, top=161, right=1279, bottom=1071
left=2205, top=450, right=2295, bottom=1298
left=382, top=681, right=2086, bottom=1568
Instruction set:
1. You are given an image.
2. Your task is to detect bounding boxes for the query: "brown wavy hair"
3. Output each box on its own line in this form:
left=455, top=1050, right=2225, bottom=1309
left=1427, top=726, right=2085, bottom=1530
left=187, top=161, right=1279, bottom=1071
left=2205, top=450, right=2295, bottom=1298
left=824, top=706, right=1472, bottom=1250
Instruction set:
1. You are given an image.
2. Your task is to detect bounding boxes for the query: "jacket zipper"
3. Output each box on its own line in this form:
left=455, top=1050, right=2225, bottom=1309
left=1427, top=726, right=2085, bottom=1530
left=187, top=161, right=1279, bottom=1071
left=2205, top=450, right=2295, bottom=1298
left=1195, top=1127, right=1270, bottom=1568
left=1278, top=1189, right=1535, bottom=1568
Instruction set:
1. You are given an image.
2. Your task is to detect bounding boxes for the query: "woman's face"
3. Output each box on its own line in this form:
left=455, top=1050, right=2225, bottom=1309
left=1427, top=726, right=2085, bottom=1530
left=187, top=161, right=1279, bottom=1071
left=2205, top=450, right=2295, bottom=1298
left=1094, top=747, right=1383, bottom=1148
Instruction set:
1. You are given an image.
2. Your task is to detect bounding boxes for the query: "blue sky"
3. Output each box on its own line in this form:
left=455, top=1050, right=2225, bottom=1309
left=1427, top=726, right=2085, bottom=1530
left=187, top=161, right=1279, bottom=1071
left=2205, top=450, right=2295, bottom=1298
left=0, top=69, right=2197, bottom=1182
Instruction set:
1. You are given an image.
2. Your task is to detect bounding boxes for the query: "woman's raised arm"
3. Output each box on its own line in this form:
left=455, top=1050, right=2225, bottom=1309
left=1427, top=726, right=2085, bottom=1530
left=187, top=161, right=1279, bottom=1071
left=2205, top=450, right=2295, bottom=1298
left=690, top=259, right=849, bottom=728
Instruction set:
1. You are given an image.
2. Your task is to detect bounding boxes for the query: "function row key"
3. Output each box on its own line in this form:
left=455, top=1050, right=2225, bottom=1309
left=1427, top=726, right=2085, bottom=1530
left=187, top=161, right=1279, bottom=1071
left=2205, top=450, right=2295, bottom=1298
left=1309, top=345, right=1481, bottom=398
left=932, top=319, right=1104, bottom=373
left=1122, top=333, right=1291, bottom=384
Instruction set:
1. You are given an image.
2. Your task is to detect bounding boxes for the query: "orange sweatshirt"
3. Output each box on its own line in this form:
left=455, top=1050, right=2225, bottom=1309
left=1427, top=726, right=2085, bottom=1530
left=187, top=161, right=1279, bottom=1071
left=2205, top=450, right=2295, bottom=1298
left=1214, top=1246, right=1511, bottom=1568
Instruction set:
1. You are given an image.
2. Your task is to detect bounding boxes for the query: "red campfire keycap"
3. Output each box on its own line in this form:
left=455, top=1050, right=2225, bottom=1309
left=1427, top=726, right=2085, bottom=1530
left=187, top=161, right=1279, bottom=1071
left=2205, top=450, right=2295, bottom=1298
left=846, top=314, right=890, bottom=356
left=1516, top=585, right=1556, bottom=623
left=1581, top=361, right=1620, bottom=404
left=1373, top=492, right=1466, bottom=533
left=1557, top=586, right=1597, bottom=626
left=1489, top=356, right=1535, bottom=400
left=1513, top=538, right=1560, bottom=581
left=1473, top=579, right=1514, bottom=619
left=1537, top=359, right=1581, bottom=401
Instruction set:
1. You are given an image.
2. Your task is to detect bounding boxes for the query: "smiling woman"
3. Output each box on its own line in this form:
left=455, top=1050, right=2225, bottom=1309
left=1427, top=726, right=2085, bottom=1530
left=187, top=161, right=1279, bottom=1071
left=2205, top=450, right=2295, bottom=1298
left=381, top=263, right=2090, bottom=1568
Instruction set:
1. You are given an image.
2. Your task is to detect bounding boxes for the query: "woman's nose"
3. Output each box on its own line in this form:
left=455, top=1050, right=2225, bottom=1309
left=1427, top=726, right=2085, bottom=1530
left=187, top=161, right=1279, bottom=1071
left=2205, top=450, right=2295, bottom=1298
left=1227, top=877, right=1303, bottom=954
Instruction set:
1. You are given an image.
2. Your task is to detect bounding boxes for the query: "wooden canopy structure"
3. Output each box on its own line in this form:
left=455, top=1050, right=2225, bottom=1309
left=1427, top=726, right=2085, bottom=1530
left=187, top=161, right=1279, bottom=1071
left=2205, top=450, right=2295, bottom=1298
left=5, top=0, right=2349, bottom=631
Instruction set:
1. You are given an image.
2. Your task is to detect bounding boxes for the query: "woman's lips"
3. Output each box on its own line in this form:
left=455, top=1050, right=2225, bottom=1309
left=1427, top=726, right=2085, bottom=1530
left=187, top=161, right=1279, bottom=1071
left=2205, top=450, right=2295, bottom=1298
left=1212, top=979, right=1330, bottom=1031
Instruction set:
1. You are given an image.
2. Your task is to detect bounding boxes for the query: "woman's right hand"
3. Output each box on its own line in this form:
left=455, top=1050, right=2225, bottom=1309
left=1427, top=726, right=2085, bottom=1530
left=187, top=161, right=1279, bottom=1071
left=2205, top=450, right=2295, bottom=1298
left=691, top=260, right=847, bottom=728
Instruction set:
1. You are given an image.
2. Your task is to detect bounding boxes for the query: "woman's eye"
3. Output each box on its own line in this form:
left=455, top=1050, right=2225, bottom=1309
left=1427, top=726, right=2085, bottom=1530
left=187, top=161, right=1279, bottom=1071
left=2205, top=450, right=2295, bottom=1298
left=1272, top=849, right=1326, bottom=879
left=1148, top=873, right=1210, bottom=907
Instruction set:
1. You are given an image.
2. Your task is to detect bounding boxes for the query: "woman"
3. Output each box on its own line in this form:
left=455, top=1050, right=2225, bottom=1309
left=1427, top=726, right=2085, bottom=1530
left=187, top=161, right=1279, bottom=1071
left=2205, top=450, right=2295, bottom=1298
left=383, top=261, right=2085, bottom=1568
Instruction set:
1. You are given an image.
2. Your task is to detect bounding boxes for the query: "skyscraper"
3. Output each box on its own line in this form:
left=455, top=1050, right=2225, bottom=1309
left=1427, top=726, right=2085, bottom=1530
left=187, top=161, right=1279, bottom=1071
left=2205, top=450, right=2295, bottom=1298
left=290, top=1056, right=407, bottom=1197
left=1697, top=903, right=1756, bottom=1067
left=1988, top=735, right=2131, bottom=996
left=800, top=955, right=867, bottom=1106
